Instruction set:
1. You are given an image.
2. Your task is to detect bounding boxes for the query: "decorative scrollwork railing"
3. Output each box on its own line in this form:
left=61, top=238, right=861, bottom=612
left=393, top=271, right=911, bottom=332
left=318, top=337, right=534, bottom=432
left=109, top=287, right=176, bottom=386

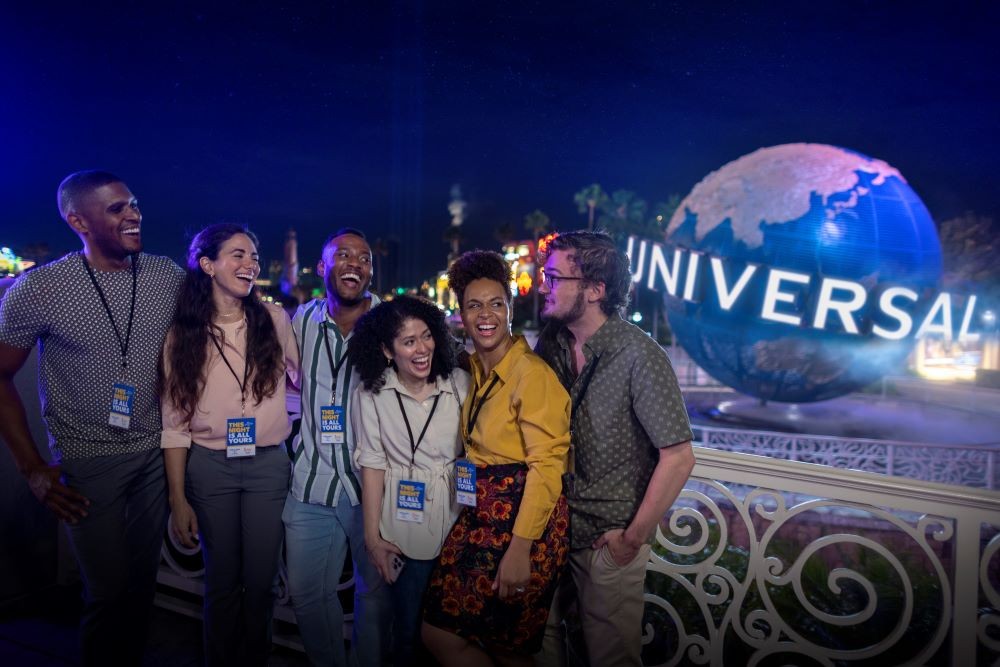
left=693, top=424, right=1000, bottom=490
left=643, top=447, right=1000, bottom=666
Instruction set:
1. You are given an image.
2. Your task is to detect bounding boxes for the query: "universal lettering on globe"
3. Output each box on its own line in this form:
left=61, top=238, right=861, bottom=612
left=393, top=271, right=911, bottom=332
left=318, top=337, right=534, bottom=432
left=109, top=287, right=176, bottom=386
left=628, top=143, right=979, bottom=403
left=628, top=239, right=982, bottom=342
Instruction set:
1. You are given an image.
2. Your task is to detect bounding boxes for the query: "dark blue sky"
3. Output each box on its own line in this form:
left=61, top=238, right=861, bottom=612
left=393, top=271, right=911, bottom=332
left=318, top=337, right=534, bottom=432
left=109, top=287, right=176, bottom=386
left=1, top=2, right=997, bottom=284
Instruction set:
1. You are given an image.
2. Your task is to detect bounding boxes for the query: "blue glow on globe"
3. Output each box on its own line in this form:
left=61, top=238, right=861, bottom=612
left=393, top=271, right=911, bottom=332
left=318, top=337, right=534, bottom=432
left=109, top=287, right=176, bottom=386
left=664, top=143, right=942, bottom=403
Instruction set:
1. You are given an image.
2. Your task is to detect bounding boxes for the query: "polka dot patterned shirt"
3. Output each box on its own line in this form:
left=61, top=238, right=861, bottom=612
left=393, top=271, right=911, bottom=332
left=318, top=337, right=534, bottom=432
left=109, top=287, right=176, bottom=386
left=0, top=252, right=184, bottom=461
left=536, top=315, right=693, bottom=549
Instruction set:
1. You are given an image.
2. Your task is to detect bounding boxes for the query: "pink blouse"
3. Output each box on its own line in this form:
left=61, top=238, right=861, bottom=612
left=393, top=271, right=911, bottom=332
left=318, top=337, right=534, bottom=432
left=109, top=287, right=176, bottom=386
left=161, top=303, right=300, bottom=450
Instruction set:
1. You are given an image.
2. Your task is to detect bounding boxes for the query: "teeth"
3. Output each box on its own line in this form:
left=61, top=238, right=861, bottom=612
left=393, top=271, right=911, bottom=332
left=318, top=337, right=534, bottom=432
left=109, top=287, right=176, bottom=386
left=478, top=324, right=497, bottom=331
left=123, top=228, right=140, bottom=235
left=342, top=272, right=360, bottom=282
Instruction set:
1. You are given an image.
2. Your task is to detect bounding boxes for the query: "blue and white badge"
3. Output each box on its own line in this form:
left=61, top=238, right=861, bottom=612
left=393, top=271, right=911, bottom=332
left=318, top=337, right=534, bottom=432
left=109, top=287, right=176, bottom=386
left=108, top=383, right=136, bottom=429
left=319, top=405, right=345, bottom=445
left=396, top=480, right=426, bottom=523
left=226, top=417, right=256, bottom=458
left=455, top=459, right=477, bottom=507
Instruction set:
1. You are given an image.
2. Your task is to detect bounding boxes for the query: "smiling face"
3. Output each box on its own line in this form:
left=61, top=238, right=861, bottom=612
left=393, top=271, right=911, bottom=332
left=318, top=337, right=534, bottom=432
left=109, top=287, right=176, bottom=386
left=385, top=316, right=435, bottom=388
left=201, top=233, right=260, bottom=303
left=460, top=277, right=512, bottom=362
left=319, top=233, right=373, bottom=306
left=68, top=181, right=142, bottom=264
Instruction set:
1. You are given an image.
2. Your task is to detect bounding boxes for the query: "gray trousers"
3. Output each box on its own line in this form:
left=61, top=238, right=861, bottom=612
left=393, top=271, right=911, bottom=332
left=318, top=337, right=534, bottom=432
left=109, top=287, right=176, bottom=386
left=186, top=444, right=290, bottom=667
left=61, top=447, right=168, bottom=667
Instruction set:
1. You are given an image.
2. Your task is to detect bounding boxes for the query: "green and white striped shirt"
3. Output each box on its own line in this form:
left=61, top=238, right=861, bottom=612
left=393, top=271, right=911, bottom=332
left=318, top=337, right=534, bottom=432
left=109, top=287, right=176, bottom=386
left=288, top=295, right=380, bottom=507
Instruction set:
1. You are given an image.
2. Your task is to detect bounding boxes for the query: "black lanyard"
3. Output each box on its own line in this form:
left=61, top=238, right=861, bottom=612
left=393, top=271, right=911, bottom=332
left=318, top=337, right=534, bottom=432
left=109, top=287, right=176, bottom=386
left=394, top=389, right=441, bottom=467
left=571, top=354, right=601, bottom=420
left=322, top=323, right=349, bottom=404
left=81, top=253, right=137, bottom=373
left=210, top=332, right=251, bottom=415
left=464, top=374, right=500, bottom=445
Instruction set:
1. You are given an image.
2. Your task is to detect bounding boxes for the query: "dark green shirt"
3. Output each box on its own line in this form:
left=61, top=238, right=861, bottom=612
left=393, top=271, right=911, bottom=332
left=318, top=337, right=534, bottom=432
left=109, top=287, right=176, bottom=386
left=536, top=315, right=692, bottom=549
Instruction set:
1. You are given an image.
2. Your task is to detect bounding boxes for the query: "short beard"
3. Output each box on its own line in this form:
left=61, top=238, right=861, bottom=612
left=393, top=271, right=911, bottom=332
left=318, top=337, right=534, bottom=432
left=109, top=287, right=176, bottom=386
left=543, top=290, right=586, bottom=325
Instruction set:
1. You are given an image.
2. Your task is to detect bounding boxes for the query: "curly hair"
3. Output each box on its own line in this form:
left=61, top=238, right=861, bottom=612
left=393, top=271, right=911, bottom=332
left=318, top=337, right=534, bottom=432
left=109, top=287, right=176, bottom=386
left=446, top=250, right=513, bottom=307
left=349, top=295, right=456, bottom=392
left=162, top=223, right=285, bottom=422
left=547, top=230, right=631, bottom=316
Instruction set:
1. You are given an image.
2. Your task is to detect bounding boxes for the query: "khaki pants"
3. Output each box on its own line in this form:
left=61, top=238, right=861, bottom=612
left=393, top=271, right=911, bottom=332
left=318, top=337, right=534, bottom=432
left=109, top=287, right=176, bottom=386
left=537, top=543, right=652, bottom=667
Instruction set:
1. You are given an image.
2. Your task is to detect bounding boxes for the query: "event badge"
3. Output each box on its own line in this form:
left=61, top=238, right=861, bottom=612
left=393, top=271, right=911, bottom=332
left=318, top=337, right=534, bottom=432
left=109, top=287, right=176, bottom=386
left=455, top=459, right=477, bottom=507
left=226, top=417, right=256, bottom=458
left=396, top=480, right=426, bottom=523
left=108, top=383, right=136, bottom=429
left=319, top=405, right=345, bottom=445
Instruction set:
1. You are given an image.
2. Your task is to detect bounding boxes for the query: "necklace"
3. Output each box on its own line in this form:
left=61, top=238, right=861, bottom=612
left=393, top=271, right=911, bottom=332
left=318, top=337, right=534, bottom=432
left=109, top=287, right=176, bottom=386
left=214, top=308, right=245, bottom=323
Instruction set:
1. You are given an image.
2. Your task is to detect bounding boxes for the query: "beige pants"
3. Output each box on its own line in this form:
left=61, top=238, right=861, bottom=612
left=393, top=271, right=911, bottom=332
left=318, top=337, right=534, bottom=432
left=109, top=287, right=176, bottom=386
left=536, top=543, right=652, bottom=667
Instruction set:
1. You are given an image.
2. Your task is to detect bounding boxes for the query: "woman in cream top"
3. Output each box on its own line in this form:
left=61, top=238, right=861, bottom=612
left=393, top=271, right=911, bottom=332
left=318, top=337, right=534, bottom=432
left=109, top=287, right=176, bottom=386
left=348, top=295, right=469, bottom=666
left=160, top=223, right=299, bottom=667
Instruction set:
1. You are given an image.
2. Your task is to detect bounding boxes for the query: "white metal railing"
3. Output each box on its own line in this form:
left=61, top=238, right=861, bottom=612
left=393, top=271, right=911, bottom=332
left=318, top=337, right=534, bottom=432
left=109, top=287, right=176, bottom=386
left=693, top=424, right=1000, bottom=490
left=644, top=447, right=1000, bottom=666
left=154, top=447, right=1000, bottom=664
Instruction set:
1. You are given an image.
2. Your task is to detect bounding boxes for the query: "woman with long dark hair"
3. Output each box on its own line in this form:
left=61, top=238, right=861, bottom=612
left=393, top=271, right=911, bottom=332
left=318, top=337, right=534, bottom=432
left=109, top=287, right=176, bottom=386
left=348, top=295, right=469, bottom=665
left=421, top=251, right=571, bottom=666
left=160, top=223, right=299, bottom=666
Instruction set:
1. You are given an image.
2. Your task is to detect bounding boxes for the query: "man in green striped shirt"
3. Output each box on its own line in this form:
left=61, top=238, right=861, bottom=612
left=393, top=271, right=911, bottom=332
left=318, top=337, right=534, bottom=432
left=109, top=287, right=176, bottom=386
left=282, top=228, right=390, bottom=667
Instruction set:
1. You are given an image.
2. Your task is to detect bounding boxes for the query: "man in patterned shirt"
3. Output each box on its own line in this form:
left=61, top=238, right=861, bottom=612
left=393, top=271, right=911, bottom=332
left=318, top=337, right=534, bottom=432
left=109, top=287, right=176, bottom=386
left=282, top=227, right=390, bottom=667
left=535, top=230, right=696, bottom=667
left=0, top=171, right=184, bottom=666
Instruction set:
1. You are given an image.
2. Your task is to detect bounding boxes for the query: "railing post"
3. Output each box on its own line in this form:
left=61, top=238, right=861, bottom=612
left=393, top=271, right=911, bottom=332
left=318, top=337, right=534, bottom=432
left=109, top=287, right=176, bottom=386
left=952, top=510, right=980, bottom=664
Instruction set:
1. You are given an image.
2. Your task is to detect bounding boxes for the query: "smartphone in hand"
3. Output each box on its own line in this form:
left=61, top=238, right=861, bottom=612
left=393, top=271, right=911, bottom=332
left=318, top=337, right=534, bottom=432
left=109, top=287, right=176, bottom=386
left=388, top=553, right=405, bottom=584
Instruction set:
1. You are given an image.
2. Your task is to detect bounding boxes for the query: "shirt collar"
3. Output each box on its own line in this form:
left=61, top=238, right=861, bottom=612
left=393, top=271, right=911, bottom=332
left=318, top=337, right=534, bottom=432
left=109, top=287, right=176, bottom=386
left=313, top=293, right=381, bottom=338
left=380, top=366, right=453, bottom=399
left=470, top=335, right=530, bottom=385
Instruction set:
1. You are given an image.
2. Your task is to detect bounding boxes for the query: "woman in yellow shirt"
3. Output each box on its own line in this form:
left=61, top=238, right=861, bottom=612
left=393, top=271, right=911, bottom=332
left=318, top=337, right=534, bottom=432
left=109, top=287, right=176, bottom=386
left=422, top=250, right=570, bottom=666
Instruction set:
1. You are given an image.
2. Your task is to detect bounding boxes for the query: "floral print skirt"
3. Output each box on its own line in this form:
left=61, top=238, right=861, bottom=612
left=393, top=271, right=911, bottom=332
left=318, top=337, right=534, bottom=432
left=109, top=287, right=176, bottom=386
left=422, top=462, right=569, bottom=655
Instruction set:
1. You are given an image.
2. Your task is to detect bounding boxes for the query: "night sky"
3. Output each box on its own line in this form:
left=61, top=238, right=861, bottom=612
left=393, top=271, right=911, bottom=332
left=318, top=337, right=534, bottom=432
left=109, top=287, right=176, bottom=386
left=2, top=2, right=998, bottom=285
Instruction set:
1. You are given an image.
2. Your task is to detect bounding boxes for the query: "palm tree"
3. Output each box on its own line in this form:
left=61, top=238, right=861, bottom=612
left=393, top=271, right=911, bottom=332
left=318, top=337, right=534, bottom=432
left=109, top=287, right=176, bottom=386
left=523, top=210, right=551, bottom=326
left=493, top=221, right=517, bottom=247
left=574, top=184, right=607, bottom=231
left=599, top=190, right=648, bottom=240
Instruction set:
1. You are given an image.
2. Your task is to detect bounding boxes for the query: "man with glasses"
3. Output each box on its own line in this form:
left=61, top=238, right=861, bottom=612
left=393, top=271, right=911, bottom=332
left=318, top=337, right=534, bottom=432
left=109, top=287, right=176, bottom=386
left=534, top=230, right=695, bottom=667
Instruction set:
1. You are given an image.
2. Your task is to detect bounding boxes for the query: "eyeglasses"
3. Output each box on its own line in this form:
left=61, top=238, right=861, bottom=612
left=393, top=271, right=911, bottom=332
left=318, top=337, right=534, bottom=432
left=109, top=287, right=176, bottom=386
left=541, top=272, right=583, bottom=289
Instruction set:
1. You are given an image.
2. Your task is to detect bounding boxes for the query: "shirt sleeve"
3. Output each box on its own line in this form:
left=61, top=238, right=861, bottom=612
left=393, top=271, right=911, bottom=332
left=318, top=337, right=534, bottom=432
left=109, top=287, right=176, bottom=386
left=351, top=386, right=388, bottom=471
left=630, top=341, right=693, bottom=449
left=511, top=364, right=570, bottom=540
left=277, top=307, right=301, bottom=415
left=159, top=332, right=193, bottom=449
left=285, top=306, right=304, bottom=416
left=0, top=273, right=46, bottom=350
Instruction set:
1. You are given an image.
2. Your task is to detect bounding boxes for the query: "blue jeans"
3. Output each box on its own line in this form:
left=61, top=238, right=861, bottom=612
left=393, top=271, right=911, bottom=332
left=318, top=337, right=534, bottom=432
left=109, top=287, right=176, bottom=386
left=389, top=557, right=436, bottom=666
left=61, top=448, right=167, bottom=667
left=282, top=492, right=390, bottom=667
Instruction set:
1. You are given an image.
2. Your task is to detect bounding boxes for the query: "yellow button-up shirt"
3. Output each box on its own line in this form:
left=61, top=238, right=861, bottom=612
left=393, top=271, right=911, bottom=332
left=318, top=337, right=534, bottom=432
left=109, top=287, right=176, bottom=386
left=463, top=335, right=570, bottom=540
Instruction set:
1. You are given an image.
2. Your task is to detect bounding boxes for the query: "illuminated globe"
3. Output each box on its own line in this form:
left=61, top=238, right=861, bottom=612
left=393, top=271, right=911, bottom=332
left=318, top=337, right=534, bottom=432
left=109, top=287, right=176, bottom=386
left=664, top=143, right=942, bottom=402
